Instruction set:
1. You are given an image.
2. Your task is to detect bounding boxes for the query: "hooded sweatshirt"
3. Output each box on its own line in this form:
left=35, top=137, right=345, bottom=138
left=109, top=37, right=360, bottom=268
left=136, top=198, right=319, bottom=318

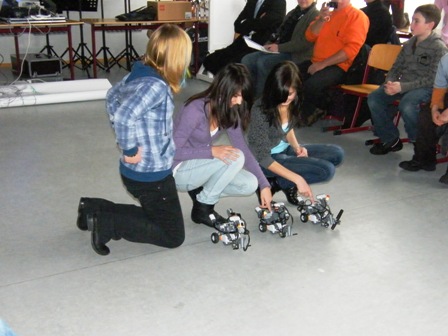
left=106, top=61, right=175, bottom=182
left=386, top=31, right=448, bottom=93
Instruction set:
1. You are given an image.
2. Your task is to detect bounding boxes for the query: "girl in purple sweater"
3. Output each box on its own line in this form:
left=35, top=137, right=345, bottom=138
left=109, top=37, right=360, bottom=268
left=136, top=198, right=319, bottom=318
left=173, top=64, right=272, bottom=227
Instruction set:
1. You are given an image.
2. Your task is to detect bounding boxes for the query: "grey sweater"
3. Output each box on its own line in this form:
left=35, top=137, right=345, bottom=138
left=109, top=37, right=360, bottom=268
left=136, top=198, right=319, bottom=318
left=247, top=101, right=289, bottom=169
left=278, top=4, right=319, bottom=64
left=387, top=31, right=448, bottom=93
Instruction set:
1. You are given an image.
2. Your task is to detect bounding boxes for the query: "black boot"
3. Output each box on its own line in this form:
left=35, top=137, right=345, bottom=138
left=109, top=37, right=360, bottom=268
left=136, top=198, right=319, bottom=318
left=256, top=177, right=281, bottom=204
left=268, top=177, right=281, bottom=194
left=90, top=214, right=110, bottom=256
left=187, top=187, right=203, bottom=202
left=191, top=200, right=225, bottom=227
left=76, top=197, right=89, bottom=231
left=282, top=186, right=300, bottom=206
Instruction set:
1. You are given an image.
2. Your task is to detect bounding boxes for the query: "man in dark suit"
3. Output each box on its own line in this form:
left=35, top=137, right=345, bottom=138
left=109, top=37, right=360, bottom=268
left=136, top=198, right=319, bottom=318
left=203, top=0, right=286, bottom=75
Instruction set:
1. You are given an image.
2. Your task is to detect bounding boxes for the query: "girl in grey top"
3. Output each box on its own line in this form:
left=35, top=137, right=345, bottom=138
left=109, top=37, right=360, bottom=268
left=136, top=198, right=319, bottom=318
left=247, top=61, right=344, bottom=205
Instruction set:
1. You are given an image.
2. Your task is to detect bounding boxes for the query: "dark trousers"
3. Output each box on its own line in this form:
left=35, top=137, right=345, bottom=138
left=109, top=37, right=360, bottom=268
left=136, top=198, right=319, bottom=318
left=298, top=61, right=346, bottom=122
left=415, top=105, right=448, bottom=165
left=92, top=174, right=185, bottom=248
left=202, top=36, right=255, bottom=75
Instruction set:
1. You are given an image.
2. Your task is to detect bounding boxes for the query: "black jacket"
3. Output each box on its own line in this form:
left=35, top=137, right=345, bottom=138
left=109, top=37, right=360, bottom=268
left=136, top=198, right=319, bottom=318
left=361, top=0, right=393, bottom=47
left=234, top=0, right=286, bottom=45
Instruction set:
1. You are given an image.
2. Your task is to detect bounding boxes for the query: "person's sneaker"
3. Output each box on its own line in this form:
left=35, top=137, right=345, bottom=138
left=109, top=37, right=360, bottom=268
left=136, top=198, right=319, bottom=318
left=439, top=171, right=448, bottom=185
left=399, top=159, right=436, bottom=172
left=369, top=138, right=403, bottom=155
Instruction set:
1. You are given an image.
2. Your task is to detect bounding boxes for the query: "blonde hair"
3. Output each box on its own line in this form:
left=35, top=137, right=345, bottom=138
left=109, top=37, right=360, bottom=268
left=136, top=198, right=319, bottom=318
left=143, top=24, right=192, bottom=93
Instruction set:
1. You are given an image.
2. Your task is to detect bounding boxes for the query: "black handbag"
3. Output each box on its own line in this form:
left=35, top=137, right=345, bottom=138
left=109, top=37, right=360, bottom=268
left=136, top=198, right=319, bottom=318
left=115, top=6, right=157, bottom=21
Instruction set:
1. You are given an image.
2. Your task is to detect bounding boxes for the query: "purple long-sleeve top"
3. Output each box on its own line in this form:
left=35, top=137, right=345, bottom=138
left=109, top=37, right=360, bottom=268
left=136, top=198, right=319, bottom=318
left=173, top=97, right=270, bottom=190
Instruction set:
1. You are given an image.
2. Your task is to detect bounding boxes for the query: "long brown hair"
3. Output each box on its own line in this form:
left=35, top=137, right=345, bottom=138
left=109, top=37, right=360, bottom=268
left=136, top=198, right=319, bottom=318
left=185, top=63, right=253, bottom=130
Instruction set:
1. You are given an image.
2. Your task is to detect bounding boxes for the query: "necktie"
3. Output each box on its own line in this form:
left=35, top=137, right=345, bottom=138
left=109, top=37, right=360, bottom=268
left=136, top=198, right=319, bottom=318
left=254, top=0, right=265, bottom=18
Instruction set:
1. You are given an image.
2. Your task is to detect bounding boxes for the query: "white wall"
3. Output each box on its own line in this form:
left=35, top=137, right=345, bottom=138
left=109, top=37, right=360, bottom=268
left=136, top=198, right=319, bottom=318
left=0, top=0, right=434, bottom=67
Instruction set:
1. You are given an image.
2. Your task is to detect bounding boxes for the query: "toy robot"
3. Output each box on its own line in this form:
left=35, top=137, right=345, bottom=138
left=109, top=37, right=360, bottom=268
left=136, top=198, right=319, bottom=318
left=210, top=209, right=250, bottom=251
left=296, top=194, right=343, bottom=230
left=255, top=201, right=293, bottom=238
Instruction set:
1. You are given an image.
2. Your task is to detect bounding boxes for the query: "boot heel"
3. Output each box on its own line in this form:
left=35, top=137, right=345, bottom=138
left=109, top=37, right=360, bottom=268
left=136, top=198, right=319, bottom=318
left=86, top=214, right=95, bottom=231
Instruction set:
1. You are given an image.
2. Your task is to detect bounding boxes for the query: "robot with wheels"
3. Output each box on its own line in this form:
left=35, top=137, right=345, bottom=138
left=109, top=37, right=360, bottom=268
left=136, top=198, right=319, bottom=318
left=255, top=201, right=293, bottom=238
left=210, top=209, right=250, bottom=251
left=296, top=194, right=343, bottom=230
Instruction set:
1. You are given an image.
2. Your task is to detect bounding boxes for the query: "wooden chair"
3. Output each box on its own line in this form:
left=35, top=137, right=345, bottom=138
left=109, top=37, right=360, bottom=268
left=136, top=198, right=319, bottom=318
left=328, top=44, right=402, bottom=135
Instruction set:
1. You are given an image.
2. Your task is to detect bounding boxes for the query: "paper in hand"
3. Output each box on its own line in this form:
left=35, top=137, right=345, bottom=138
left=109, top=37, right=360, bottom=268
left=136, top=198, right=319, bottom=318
left=243, top=36, right=279, bottom=54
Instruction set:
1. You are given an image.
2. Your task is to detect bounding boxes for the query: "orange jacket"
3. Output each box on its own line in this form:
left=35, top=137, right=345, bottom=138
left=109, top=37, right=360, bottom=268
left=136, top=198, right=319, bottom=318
left=305, top=4, right=369, bottom=72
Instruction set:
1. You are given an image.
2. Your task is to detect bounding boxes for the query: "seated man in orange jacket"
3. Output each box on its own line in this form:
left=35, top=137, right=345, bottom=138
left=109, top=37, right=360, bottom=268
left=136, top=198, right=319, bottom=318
left=298, top=0, right=369, bottom=124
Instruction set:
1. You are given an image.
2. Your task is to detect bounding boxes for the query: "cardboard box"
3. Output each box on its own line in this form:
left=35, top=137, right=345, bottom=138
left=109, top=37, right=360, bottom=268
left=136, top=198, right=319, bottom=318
left=147, top=1, right=192, bottom=21
left=10, top=53, right=62, bottom=78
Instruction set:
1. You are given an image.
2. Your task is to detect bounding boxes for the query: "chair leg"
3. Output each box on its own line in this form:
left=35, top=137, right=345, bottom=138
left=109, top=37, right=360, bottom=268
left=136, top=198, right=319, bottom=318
left=324, top=95, right=373, bottom=135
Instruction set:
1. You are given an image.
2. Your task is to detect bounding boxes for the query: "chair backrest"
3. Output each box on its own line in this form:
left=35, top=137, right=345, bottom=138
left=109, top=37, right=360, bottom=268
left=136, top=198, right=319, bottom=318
left=368, top=44, right=402, bottom=71
left=359, top=43, right=402, bottom=84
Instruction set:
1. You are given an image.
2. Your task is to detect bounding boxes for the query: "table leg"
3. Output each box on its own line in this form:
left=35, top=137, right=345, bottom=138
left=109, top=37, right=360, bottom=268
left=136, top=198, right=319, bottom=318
left=91, top=25, right=98, bottom=78
left=67, top=26, right=75, bottom=80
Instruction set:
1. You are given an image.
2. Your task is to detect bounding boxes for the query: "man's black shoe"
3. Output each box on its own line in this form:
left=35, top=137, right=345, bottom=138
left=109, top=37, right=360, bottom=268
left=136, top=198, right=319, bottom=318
left=369, top=138, right=403, bottom=155
left=399, top=159, right=436, bottom=172
left=90, top=215, right=110, bottom=256
left=439, top=171, right=448, bottom=185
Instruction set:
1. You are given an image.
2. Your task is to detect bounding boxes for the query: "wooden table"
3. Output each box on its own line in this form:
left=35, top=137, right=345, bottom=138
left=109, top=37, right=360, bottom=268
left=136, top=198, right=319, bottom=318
left=83, top=18, right=207, bottom=78
left=0, top=20, right=83, bottom=80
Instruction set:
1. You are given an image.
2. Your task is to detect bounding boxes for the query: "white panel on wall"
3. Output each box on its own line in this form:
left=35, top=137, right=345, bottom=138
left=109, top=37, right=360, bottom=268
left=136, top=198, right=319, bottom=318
left=208, top=0, right=245, bottom=52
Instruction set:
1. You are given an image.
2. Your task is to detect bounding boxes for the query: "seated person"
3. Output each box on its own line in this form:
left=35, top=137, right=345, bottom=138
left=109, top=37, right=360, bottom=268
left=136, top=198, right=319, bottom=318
left=202, top=0, right=286, bottom=75
left=241, top=0, right=319, bottom=98
left=337, top=0, right=397, bottom=128
left=361, top=0, right=395, bottom=47
left=172, top=63, right=273, bottom=227
left=399, top=53, right=448, bottom=184
left=298, top=0, right=369, bottom=125
left=367, top=4, right=447, bottom=155
left=247, top=61, right=344, bottom=206
left=381, top=0, right=409, bottom=30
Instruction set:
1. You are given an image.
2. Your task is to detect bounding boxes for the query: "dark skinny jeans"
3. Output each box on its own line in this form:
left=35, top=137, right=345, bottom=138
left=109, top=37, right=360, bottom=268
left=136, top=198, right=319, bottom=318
left=93, top=174, right=185, bottom=248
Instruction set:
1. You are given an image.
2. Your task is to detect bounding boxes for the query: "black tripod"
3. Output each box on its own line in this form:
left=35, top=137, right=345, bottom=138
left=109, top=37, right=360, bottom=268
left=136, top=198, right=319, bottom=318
left=59, top=0, right=97, bottom=77
left=94, top=0, right=118, bottom=71
left=72, top=0, right=95, bottom=75
left=106, top=0, right=139, bottom=71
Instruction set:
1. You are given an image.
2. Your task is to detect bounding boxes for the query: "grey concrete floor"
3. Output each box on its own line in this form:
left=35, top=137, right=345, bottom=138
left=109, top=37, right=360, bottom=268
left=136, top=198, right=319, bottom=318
left=0, top=66, right=447, bottom=336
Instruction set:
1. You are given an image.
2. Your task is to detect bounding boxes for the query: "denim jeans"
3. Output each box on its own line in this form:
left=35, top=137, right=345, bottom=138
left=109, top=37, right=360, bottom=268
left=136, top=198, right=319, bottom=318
left=174, top=150, right=258, bottom=205
left=368, top=85, right=432, bottom=143
left=263, top=144, right=344, bottom=189
left=94, top=174, right=185, bottom=248
left=241, top=51, right=292, bottom=97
